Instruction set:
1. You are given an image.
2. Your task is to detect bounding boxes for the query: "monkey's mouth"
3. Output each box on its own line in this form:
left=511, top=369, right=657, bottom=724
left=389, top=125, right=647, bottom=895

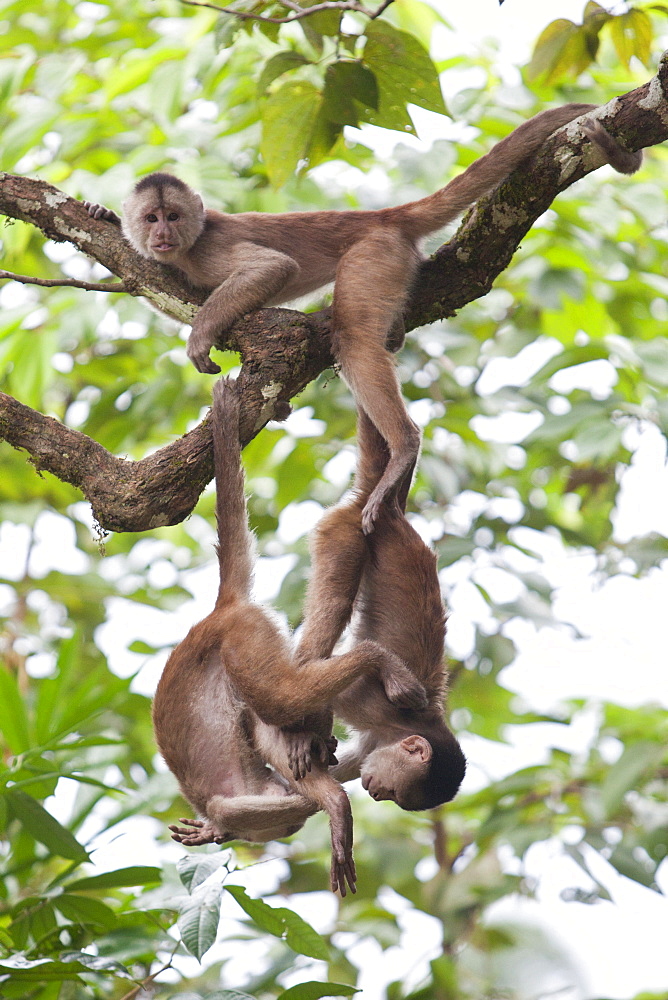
left=152, top=243, right=176, bottom=253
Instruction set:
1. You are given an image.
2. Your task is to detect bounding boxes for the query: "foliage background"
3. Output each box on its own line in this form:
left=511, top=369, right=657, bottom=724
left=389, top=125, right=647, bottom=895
left=1, top=0, right=667, bottom=998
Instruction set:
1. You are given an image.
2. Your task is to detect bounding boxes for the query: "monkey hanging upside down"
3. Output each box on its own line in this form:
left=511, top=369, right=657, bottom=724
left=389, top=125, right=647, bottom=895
left=152, top=378, right=431, bottom=895
left=85, top=108, right=641, bottom=534
left=293, top=405, right=466, bottom=810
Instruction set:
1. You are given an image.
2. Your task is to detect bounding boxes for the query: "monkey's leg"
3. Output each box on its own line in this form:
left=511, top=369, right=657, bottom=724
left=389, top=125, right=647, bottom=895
left=296, top=502, right=367, bottom=665
left=206, top=792, right=317, bottom=833
left=333, top=232, right=421, bottom=533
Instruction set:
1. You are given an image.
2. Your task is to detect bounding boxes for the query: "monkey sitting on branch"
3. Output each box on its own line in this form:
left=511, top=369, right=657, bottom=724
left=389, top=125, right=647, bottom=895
left=292, top=408, right=467, bottom=810
left=85, top=108, right=641, bottom=535
left=153, top=377, right=428, bottom=895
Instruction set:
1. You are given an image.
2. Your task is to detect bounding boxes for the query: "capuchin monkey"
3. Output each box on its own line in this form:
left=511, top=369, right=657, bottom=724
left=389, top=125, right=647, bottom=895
left=293, top=409, right=467, bottom=810
left=152, top=377, right=428, bottom=895
left=85, top=109, right=641, bottom=533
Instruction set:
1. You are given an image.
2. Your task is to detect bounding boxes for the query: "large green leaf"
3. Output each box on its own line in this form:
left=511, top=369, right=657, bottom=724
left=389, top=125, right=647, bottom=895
left=178, top=883, right=224, bottom=961
left=225, top=884, right=329, bottom=960
left=260, top=80, right=322, bottom=185
left=6, top=791, right=88, bottom=862
left=361, top=21, right=446, bottom=131
left=66, top=866, right=162, bottom=891
left=278, top=983, right=359, bottom=1000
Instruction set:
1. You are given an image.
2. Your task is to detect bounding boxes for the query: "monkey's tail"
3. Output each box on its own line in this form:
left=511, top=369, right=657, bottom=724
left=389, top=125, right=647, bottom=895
left=212, top=378, right=255, bottom=606
left=397, top=102, right=597, bottom=239
left=353, top=408, right=413, bottom=512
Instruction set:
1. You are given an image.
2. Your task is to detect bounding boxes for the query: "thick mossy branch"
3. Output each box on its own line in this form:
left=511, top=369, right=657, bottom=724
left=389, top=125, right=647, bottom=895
left=1, top=60, right=667, bottom=532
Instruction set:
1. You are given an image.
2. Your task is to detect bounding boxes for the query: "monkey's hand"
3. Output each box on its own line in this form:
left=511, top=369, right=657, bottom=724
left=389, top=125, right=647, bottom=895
left=83, top=201, right=122, bottom=225
left=380, top=654, right=429, bottom=710
left=169, top=817, right=224, bottom=846
left=282, top=728, right=338, bottom=781
left=187, top=326, right=222, bottom=375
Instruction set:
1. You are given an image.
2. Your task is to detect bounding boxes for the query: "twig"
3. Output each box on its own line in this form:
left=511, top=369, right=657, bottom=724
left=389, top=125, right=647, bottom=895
left=0, top=269, right=127, bottom=293
left=117, top=958, right=175, bottom=1000
left=180, top=0, right=393, bottom=24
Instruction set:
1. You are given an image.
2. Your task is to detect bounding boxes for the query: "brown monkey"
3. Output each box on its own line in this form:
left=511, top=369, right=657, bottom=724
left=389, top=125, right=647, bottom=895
left=152, top=377, right=427, bottom=894
left=86, top=111, right=641, bottom=532
left=293, top=407, right=467, bottom=810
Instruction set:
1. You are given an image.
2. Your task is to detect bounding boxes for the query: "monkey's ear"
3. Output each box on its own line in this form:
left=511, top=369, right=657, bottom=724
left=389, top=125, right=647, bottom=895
left=400, top=735, right=432, bottom=762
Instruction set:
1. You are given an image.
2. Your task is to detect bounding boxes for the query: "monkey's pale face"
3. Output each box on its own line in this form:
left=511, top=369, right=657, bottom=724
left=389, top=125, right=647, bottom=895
left=122, top=187, right=205, bottom=262
left=360, top=735, right=432, bottom=811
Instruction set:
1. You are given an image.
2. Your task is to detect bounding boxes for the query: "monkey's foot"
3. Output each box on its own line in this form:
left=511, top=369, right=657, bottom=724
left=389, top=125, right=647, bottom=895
left=361, top=494, right=383, bottom=535
left=381, top=656, right=429, bottom=710
left=169, top=817, right=224, bottom=846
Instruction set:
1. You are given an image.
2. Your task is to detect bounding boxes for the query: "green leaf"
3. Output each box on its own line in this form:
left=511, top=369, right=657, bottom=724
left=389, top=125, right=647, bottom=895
left=205, top=992, right=260, bottom=1000
left=527, top=19, right=594, bottom=83
left=65, top=866, right=162, bottom=891
left=572, top=419, right=623, bottom=462
left=104, top=46, right=185, bottom=100
left=322, top=62, right=378, bottom=127
left=600, top=742, right=665, bottom=818
left=609, top=9, right=652, bottom=69
left=177, top=852, right=231, bottom=893
left=0, top=663, right=31, bottom=753
left=361, top=21, right=446, bottom=132
left=225, top=884, right=329, bottom=960
left=225, top=884, right=285, bottom=936
left=6, top=790, right=89, bottom=862
left=278, top=984, right=359, bottom=1000
left=608, top=843, right=659, bottom=890
left=258, top=52, right=311, bottom=94
left=56, top=894, right=119, bottom=930
left=280, top=907, right=331, bottom=961
left=178, top=883, right=224, bottom=960
left=128, top=639, right=163, bottom=654
left=260, top=80, right=322, bottom=185
left=635, top=339, right=668, bottom=387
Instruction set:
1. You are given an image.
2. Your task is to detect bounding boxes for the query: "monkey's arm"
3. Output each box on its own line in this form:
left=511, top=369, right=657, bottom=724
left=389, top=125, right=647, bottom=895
left=254, top=723, right=356, bottom=895
left=187, top=243, right=300, bottom=374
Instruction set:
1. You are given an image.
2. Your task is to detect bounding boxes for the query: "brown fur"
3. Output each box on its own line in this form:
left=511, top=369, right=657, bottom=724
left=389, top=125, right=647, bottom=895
left=296, top=408, right=466, bottom=809
left=152, top=378, right=431, bottom=893
left=88, top=105, right=640, bottom=532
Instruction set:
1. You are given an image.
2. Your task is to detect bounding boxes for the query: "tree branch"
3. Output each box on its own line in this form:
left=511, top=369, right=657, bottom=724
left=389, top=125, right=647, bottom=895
left=0, top=269, right=127, bottom=293
left=179, top=0, right=393, bottom=24
left=1, top=58, right=667, bottom=533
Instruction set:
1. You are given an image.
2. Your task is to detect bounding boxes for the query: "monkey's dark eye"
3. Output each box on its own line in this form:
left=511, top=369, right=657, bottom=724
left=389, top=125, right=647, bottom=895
left=167, top=213, right=179, bottom=221
left=146, top=214, right=158, bottom=222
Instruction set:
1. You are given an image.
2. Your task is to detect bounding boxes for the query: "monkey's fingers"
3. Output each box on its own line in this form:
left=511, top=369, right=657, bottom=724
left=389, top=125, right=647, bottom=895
left=84, top=201, right=121, bottom=224
left=186, top=338, right=222, bottom=375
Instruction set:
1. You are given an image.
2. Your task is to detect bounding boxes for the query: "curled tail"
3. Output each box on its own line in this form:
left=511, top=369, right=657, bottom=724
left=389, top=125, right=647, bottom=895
left=397, top=102, right=597, bottom=238
left=212, top=378, right=255, bottom=607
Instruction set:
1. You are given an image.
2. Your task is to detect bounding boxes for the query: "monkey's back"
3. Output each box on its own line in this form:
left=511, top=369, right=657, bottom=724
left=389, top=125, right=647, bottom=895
left=353, top=508, right=447, bottom=702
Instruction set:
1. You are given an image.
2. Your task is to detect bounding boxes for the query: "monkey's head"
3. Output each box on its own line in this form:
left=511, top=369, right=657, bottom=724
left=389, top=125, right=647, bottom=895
left=360, top=728, right=466, bottom=811
left=122, top=172, right=205, bottom=262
